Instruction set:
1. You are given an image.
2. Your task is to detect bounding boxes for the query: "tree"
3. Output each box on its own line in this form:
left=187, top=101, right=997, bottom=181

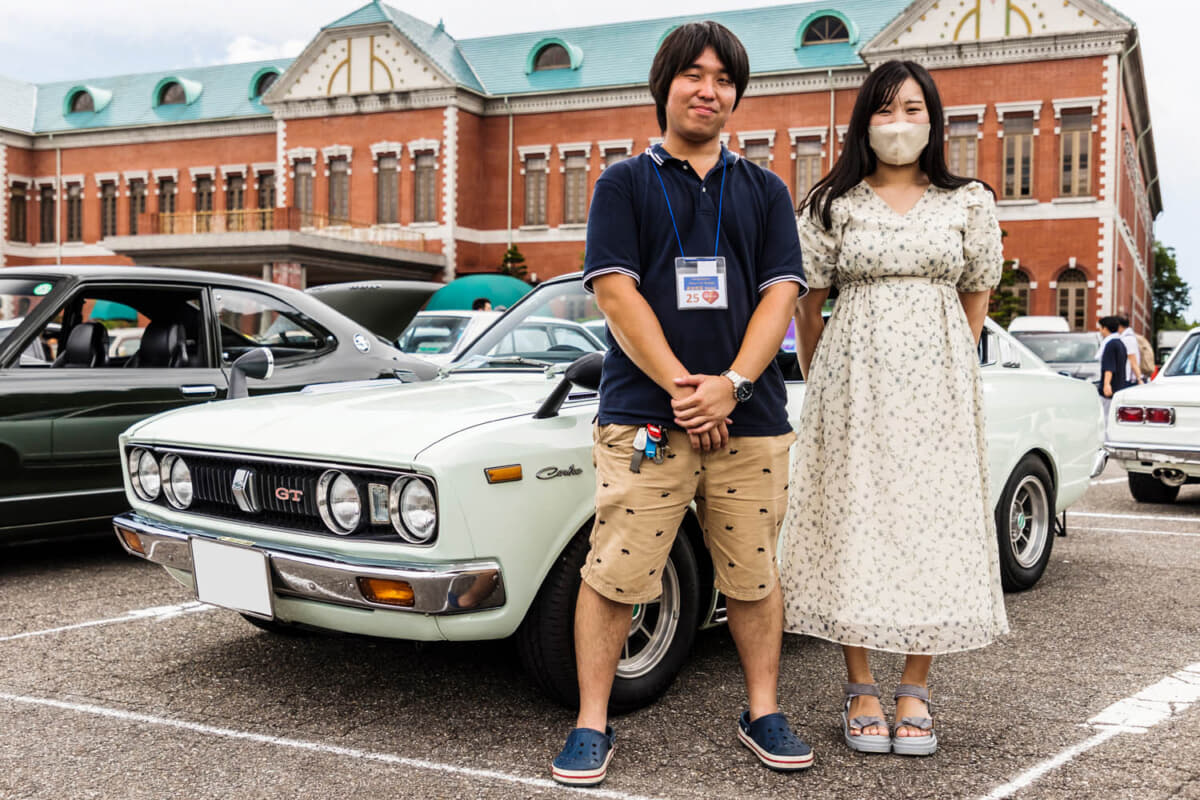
left=1152, top=241, right=1192, bottom=339
left=988, top=230, right=1024, bottom=329
left=498, top=244, right=528, bottom=281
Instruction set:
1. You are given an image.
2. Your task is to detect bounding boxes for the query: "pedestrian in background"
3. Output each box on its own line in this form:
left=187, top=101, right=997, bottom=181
left=779, top=59, right=1009, bottom=758
left=1098, top=316, right=1129, bottom=415
left=1117, top=315, right=1141, bottom=385
left=553, top=20, right=808, bottom=787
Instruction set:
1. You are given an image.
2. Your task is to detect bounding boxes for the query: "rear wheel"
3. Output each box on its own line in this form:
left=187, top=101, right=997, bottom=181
left=1128, top=472, right=1180, bottom=504
left=517, top=523, right=701, bottom=713
left=996, top=455, right=1056, bottom=592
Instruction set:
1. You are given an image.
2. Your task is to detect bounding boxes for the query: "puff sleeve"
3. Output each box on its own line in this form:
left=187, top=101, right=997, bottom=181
left=796, top=200, right=846, bottom=290
left=957, top=182, right=1004, bottom=292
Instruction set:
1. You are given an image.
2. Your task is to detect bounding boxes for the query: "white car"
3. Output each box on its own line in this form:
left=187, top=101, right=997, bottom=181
left=111, top=274, right=1105, bottom=710
left=395, top=310, right=502, bottom=365
left=1106, top=326, right=1200, bottom=502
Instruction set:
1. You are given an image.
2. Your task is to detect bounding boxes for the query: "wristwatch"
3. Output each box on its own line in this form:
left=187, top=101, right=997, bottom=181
left=721, top=369, right=754, bottom=403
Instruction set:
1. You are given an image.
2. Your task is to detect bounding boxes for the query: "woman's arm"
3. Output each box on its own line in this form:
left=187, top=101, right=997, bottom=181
left=794, top=287, right=831, bottom=379
left=958, top=290, right=991, bottom=344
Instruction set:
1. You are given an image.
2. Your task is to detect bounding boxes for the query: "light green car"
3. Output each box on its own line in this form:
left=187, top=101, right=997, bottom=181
left=114, top=274, right=1105, bottom=710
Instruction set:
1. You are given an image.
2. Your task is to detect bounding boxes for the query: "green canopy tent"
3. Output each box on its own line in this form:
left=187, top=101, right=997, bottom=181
left=89, top=300, right=139, bottom=322
left=425, top=274, right=531, bottom=311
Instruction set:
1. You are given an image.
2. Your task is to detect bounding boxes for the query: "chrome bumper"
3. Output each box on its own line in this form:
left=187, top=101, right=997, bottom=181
left=1090, top=448, right=1108, bottom=478
left=112, top=513, right=505, bottom=614
left=1104, top=442, right=1200, bottom=466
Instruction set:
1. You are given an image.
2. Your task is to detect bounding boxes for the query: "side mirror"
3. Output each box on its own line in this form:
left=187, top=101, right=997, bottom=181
left=534, top=351, right=603, bottom=419
left=229, top=347, right=274, bottom=400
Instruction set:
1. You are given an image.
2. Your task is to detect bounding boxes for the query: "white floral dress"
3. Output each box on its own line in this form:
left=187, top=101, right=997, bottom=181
left=779, top=180, right=1010, bottom=654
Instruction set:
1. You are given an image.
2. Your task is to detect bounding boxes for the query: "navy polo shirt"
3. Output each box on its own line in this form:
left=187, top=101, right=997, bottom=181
left=583, top=143, right=806, bottom=436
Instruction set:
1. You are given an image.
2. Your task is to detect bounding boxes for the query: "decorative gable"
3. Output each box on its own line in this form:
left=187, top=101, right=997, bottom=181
left=279, top=27, right=449, bottom=101
left=869, top=0, right=1130, bottom=50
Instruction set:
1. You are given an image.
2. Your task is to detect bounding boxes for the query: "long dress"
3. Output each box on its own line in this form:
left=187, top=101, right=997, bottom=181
left=779, top=180, right=1010, bottom=655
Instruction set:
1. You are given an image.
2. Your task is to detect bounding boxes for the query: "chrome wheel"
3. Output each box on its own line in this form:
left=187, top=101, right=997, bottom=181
left=617, top=558, right=680, bottom=680
left=1009, top=475, right=1050, bottom=569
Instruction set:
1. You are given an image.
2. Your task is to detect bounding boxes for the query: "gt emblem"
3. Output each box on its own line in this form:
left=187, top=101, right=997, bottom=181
left=275, top=487, right=303, bottom=502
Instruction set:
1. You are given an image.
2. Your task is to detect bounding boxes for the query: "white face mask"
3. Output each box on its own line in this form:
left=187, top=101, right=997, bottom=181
left=868, top=121, right=931, bottom=165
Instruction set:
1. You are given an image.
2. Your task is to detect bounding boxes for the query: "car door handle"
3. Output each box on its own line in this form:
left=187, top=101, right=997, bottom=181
left=180, top=384, right=218, bottom=399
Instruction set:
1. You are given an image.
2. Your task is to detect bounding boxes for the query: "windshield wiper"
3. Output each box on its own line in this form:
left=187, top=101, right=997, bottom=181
left=443, top=354, right=555, bottom=374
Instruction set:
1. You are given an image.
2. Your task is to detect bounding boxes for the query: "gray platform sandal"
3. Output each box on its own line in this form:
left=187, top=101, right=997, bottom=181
left=892, top=684, right=938, bottom=756
left=841, top=682, right=891, bottom=754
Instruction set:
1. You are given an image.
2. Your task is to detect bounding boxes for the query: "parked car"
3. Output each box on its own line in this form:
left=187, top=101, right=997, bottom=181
left=0, top=266, right=439, bottom=542
left=1156, top=329, right=1190, bottom=366
left=1105, top=327, right=1200, bottom=503
left=113, top=274, right=1105, bottom=710
left=1010, top=330, right=1101, bottom=383
left=1008, top=315, right=1071, bottom=333
left=107, top=327, right=145, bottom=359
left=395, top=310, right=502, bottom=365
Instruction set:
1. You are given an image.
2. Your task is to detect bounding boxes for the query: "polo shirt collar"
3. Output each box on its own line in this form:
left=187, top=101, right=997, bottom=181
left=647, top=141, right=739, bottom=168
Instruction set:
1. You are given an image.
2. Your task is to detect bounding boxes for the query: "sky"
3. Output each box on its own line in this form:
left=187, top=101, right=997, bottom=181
left=0, top=0, right=1194, bottom=319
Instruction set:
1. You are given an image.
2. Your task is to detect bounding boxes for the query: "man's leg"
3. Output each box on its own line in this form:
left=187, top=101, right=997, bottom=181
left=726, top=582, right=783, bottom=721
left=574, top=581, right=633, bottom=732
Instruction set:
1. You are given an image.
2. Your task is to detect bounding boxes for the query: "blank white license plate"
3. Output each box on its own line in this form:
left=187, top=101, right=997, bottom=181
left=190, top=537, right=274, bottom=618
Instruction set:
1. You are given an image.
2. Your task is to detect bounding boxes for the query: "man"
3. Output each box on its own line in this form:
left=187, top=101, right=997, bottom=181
left=1116, top=315, right=1141, bottom=385
left=1098, top=316, right=1129, bottom=424
left=551, top=21, right=809, bottom=787
left=471, top=297, right=492, bottom=311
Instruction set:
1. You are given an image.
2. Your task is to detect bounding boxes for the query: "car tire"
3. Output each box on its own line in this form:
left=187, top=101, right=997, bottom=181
left=995, top=455, right=1056, bottom=592
left=516, top=522, right=701, bottom=713
left=1128, top=471, right=1180, bottom=504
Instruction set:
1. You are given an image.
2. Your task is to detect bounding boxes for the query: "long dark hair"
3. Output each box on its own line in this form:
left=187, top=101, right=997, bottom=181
left=803, top=60, right=989, bottom=229
left=650, top=21, right=750, bottom=133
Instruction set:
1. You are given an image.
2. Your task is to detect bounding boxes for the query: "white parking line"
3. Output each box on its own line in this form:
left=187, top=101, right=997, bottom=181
left=0, top=602, right=213, bottom=643
left=1071, top=511, right=1200, bottom=525
left=0, top=692, right=662, bottom=800
left=981, top=662, right=1200, bottom=799
left=1073, top=526, right=1200, bottom=538
left=1089, top=478, right=1127, bottom=486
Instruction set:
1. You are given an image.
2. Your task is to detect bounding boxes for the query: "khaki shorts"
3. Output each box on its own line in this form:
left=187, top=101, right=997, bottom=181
left=580, top=423, right=795, bottom=604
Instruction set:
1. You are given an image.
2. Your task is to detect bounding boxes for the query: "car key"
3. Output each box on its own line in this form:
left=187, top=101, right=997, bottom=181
left=630, top=426, right=647, bottom=473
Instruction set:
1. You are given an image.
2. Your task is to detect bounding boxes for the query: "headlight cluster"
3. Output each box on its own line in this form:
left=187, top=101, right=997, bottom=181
left=127, top=448, right=192, bottom=509
left=317, top=469, right=437, bottom=543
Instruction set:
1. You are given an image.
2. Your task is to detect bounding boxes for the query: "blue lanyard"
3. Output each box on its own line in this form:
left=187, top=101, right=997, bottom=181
left=651, top=151, right=726, bottom=259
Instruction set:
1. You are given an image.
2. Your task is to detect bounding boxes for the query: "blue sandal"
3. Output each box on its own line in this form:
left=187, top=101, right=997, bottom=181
left=551, top=726, right=615, bottom=786
left=737, top=711, right=814, bottom=771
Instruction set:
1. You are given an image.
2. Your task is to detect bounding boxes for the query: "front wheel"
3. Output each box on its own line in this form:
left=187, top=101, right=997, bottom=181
left=517, top=523, right=701, bottom=713
left=1128, top=471, right=1180, bottom=504
left=996, top=455, right=1056, bottom=592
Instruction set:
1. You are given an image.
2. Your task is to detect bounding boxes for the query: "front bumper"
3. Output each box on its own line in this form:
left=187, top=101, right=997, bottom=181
left=113, top=513, right=506, bottom=615
left=1104, top=442, right=1200, bottom=467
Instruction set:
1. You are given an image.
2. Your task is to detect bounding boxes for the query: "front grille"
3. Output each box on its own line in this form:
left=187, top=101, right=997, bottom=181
left=133, top=447, right=428, bottom=541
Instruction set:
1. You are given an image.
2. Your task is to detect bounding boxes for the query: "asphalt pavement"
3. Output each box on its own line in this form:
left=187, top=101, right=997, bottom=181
left=2, top=462, right=1199, bottom=799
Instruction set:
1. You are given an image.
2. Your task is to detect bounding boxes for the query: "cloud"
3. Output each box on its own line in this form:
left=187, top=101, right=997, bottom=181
left=223, top=36, right=307, bottom=64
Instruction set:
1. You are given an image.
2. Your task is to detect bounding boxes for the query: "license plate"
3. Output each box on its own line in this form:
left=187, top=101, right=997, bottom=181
left=190, top=537, right=274, bottom=619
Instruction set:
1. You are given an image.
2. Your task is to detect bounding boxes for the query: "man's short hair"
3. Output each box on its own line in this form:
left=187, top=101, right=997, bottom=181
left=1099, top=315, right=1122, bottom=332
left=1115, top=315, right=1130, bottom=328
left=471, top=297, right=491, bottom=311
left=649, top=21, right=750, bottom=133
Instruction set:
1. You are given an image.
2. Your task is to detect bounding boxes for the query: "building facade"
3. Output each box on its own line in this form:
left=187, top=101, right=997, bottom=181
left=0, top=0, right=1160, bottom=330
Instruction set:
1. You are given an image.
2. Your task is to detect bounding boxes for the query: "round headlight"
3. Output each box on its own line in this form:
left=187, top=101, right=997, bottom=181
left=131, top=448, right=161, bottom=501
left=161, top=454, right=193, bottom=509
left=317, top=470, right=360, bottom=534
left=391, top=478, right=436, bottom=543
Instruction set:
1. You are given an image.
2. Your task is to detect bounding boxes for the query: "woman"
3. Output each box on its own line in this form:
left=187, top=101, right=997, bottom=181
left=779, top=60, right=1009, bottom=756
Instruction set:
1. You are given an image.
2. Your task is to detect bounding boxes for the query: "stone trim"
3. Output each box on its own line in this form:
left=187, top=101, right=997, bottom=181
left=788, top=126, right=828, bottom=145
left=220, top=164, right=248, bottom=177
left=944, top=104, right=987, bottom=125
left=34, top=176, right=57, bottom=188
left=370, top=140, right=405, bottom=160
left=556, top=141, right=592, bottom=160
left=322, top=144, right=353, bottom=162
left=407, top=138, right=441, bottom=158
left=8, top=173, right=31, bottom=186
left=286, top=146, right=316, bottom=163
left=737, top=129, right=777, bottom=149
left=24, top=118, right=275, bottom=150
left=597, top=139, right=633, bottom=154
left=441, top=105, right=458, bottom=280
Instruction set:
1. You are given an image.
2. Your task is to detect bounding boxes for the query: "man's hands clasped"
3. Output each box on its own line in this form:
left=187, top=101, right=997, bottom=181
left=671, top=373, right=737, bottom=452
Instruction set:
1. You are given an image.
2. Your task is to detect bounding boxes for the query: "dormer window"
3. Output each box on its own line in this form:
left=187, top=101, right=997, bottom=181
left=69, top=91, right=94, bottom=113
left=802, top=15, right=850, bottom=45
left=158, top=82, right=186, bottom=105
left=534, top=44, right=571, bottom=71
left=62, top=86, right=112, bottom=115
left=252, top=70, right=279, bottom=100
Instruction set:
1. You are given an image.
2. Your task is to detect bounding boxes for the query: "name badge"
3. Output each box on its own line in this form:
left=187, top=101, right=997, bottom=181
left=675, top=257, right=728, bottom=310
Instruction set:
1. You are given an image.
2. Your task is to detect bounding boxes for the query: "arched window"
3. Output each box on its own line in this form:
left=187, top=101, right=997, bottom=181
left=158, top=81, right=187, bottom=106
left=254, top=71, right=278, bottom=99
left=533, top=44, right=571, bottom=71
left=1011, top=269, right=1031, bottom=316
left=68, top=91, right=94, bottom=113
left=802, top=15, right=850, bottom=45
left=1056, top=268, right=1089, bottom=331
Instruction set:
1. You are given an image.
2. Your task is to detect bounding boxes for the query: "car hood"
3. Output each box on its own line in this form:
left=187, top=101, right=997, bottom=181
left=126, top=372, right=565, bottom=464
left=306, top=280, right=443, bottom=341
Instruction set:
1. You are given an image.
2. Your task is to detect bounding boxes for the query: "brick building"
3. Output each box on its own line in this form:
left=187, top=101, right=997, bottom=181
left=0, top=0, right=1160, bottom=330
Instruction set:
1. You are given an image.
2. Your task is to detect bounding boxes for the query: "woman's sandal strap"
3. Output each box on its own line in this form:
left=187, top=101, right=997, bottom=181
left=848, top=715, right=887, bottom=730
left=893, top=684, right=931, bottom=706
left=843, top=682, right=881, bottom=699
left=896, top=716, right=933, bottom=731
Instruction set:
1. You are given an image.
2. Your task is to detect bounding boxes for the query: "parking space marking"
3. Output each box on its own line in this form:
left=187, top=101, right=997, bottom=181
left=1071, top=511, right=1200, bottom=525
left=1089, top=477, right=1127, bottom=486
left=1074, top=525, right=1200, bottom=538
left=981, top=662, right=1200, bottom=799
left=0, top=691, right=662, bottom=800
left=0, top=602, right=213, bottom=643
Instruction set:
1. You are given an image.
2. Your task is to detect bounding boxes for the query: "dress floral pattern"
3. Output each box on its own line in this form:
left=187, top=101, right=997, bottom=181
left=779, top=180, right=1010, bottom=654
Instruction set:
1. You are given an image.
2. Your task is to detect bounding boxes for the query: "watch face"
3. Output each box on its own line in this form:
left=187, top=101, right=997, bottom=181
left=735, top=381, right=754, bottom=402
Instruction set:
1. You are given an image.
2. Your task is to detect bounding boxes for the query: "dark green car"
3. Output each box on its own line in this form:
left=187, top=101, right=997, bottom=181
left=0, top=266, right=439, bottom=542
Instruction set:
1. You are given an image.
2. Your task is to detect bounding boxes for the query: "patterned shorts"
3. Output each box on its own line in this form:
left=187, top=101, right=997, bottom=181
left=580, top=423, right=795, bottom=604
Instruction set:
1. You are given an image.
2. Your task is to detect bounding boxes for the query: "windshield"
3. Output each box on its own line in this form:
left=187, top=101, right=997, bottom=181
left=1163, top=334, right=1200, bottom=377
left=397, top=315, right=473, bottom=355
left=1012, top=332, right=1100, bottom=363
left=0, top=278, right=56, bottom=344
left=456, top=279, right=605, bottom=367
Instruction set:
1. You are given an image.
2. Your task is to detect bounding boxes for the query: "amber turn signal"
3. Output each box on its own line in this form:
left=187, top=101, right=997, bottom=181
left=115, top=525, right=144, bottom=555
left=484, top=465, right=523, bottom=484
left=357, top=577, right=415, bottom=606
